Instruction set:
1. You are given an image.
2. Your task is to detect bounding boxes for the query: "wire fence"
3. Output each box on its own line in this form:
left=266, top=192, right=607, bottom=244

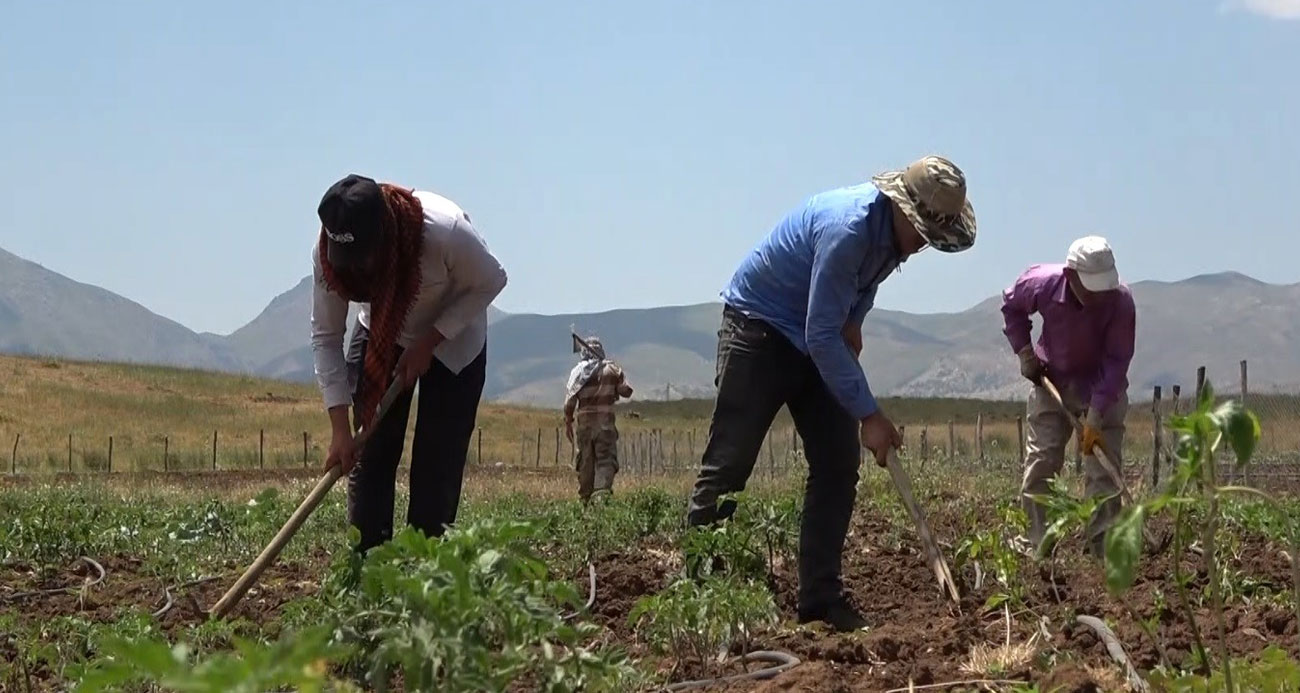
left=5, top=360, right=1299, bottom=489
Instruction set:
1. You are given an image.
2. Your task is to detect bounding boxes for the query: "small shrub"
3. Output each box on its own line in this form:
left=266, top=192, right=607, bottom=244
left=628, top=575, right=777, bottom=673
left=331, top=520, right=636, bottom=693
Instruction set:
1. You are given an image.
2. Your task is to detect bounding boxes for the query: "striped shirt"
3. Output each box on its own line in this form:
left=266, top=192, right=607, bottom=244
left=567, top=363, right=632, bottom=430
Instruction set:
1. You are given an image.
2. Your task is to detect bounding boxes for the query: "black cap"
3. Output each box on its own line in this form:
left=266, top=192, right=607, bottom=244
left=317, top=174, right=385, bottom=269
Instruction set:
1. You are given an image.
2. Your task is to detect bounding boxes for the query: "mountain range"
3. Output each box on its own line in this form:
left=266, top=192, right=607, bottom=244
left=3, top=245, right=1298, bottom=406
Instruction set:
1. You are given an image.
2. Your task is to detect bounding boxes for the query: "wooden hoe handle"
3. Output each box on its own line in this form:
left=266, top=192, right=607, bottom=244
left=884, top=448, right=961, bottom=604
left=1040, top=377, right=1162, bottom=549
left=209, top=378, right=406, bottom=619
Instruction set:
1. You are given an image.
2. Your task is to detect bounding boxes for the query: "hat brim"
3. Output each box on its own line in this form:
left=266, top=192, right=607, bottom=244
left=872, top=171, right=976, bottom=253
left=1076, top=267, right=1120, bottom=292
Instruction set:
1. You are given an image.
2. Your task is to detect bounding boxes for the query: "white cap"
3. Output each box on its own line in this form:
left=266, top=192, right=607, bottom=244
left=1066, top=236, right=1120, bottom=292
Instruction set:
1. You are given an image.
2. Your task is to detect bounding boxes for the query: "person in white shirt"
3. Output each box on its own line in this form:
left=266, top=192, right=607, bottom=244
left=310, top=174, right=507, bottom=551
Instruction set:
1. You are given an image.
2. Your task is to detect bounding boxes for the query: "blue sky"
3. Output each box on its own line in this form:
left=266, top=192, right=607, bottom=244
left=1, top=1, right=1297, bottom=334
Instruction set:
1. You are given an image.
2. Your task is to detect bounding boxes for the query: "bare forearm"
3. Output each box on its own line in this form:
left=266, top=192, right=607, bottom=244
left=328, top=405, right=352, bottom=437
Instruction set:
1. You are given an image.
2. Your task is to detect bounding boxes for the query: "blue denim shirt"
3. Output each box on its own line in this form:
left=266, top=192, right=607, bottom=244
left=720, top=183, right=900, bottom=420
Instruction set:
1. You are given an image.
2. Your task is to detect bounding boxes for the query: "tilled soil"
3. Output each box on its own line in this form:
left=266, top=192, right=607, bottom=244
left=5, top=498, right=1297, bottom=691
left=588, top=506, right=1300, bottom=691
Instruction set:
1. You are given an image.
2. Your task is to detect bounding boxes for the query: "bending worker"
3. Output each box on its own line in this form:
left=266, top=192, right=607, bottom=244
left=1001, top=236, right=1136, bottom=558
left=687, top=156, right=977, bottom=631
left=564, top=335, right=634, bottom=503
left=311, top=173, right=507, bottom=552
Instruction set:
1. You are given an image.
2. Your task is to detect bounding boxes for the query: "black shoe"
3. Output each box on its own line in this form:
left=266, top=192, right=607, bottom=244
left=797, top=599, right=869, bottom=632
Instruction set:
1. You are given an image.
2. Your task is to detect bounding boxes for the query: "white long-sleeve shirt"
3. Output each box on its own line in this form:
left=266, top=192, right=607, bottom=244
left=310, top=190, right=507, bottom=410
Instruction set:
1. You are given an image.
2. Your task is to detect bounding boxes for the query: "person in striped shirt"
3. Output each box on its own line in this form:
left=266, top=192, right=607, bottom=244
left=564, top=336, right=634, bottom=502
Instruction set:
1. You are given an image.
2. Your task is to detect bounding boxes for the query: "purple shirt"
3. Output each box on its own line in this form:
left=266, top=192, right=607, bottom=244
left=1001, top=263, right=1136, bottom=413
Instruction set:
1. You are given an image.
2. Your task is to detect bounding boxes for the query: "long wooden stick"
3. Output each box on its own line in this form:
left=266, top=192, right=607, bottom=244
left=1040, top=377, right=1162, bottom=550
left=884, top=448, right=961, bottom=604
left=209, top=378, right=406, bottom=619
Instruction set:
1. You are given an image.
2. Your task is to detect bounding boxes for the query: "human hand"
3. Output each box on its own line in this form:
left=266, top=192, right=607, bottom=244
left=565, top=419, right=575, bottom=444
left=1082, top=407, right=1104, bottom=454
left=843, top=324, right=863, bottom=357
left=326, top=430, right=359, bottom=474
left=860, top=411, right=902, bottom=468
left=1017, top=346, right=1044, bottom=385
left=395, top=335, right=438, bottom=387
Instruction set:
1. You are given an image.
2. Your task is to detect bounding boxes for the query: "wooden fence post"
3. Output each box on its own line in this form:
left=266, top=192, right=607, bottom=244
left=535, top=428, right=541, bottom=469
left=212, top=430, right=218, bottom=470
left=68, top=433, right=73, bottom=472
left=920, top=427, right=929, bottom=467
left=303, top=432, right=309, bottom=467
left=1016, top=415, right=1025, bottom=465
left=1196, top=366, right=1206, bottom=403
left=1152, top=386, right=1163, bottom=488
left=1239, top=359, right=1250, bottom=484
left=164, top=436, right=169, bottom=472
left=259, top=429, right=265, bottom=469
left=108, top=436, right=113, bottom=473
left=10, top=433, right=17, bottom=475
left=519, top=433, right=525, bottom=466
left=1171, top=385, right=1182, bottom=415
left=948, top=420, right=955, bottom=462
left=673, top=431, right=679, bottom=470
left=1240, top=359, right=1248, bottom=405
left=554, top=427, right=560, bottom=467
left=976, top=414, right=985, bottom=462
left=476, top=428, right=482, bottom=465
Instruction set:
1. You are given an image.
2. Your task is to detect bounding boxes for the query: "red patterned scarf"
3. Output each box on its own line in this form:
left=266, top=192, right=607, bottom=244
left=318, top=184, right=425, bottom=432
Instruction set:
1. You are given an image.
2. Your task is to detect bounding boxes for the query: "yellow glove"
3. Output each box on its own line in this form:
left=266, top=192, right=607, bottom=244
left=1081, top=407, right=1104, bottom=454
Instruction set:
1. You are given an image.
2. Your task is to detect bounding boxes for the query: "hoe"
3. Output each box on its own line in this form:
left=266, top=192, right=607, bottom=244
left=1041, top=376, right=1168, bottom=553
left=209, top=377, right=406, bottom=619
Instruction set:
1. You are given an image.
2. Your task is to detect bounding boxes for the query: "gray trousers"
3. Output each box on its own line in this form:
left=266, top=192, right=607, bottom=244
left=1021, top=384, right=1127, bottom=553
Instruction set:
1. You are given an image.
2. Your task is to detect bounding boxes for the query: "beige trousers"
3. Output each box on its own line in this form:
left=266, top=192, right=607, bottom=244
left=1021, top=384, right=1127, bottom=553
left=576, top=426, right=619, bottom=502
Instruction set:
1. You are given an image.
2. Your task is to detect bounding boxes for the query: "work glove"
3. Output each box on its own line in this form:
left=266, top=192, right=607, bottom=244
left=1081, top=407, right=1104, bottom=455
left=1017, top=346, right=1044, bottom=385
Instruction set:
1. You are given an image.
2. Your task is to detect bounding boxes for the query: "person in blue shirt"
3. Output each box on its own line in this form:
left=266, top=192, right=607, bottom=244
left=687, top=155, right=977, bottom=631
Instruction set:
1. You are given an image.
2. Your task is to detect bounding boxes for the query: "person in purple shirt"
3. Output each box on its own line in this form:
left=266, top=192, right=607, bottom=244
left=1001, top=236, right=1137, bottom=558
left=688, top=156, right=977, bottom=632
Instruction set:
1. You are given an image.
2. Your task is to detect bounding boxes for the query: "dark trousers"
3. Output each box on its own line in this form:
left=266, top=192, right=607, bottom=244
left=346, top=324, right=486, bottom=552
left=687, top=306, right=861, bottom=612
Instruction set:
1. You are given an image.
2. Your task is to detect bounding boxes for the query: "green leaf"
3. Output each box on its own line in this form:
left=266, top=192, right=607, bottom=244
left=1213, top=401, right=1261, bottom=466
left=1104, top=505, right=1146, bottom=594
left=983, top=593, right=1011, bottom=611
left=1197, top=379, right=1216, bottom=414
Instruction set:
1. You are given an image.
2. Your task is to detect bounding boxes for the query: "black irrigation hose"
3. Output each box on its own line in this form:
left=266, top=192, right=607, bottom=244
left=561, top=562, right=597, bottom=621
left=0, top=556, right=104, bottom=603
left=152, top=575, right=225, bottom=619
left=661, top=650, right=802, bottom=692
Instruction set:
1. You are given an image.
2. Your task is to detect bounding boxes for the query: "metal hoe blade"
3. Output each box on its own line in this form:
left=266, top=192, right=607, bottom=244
left=885, top=448, right=961, bottom=604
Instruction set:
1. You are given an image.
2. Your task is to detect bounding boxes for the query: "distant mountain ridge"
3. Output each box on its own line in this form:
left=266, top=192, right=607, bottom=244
left=3, top=245, right=1299, bottom=406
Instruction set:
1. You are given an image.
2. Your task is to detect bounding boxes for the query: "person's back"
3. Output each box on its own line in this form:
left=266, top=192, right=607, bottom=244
left=573, top=363, right=628, bottom=431
left=721, top=183, right=893, bottom=352
left=564, top=336, right=634, bottom=503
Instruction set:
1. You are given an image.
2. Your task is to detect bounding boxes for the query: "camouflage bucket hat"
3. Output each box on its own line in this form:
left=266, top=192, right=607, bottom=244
left=871, top=155, right=976, bottom=253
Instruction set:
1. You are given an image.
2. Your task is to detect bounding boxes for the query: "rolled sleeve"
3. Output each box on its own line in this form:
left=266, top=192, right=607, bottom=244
left=309, top=248, right=352, bottom=410
left=432, top=217, right=508, bottom=341
left=1001, top=271, right=1040, bottom=354
left=1091, top=293, right=1136, bottom=413
left=805, top=227, right=877, bottom=420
